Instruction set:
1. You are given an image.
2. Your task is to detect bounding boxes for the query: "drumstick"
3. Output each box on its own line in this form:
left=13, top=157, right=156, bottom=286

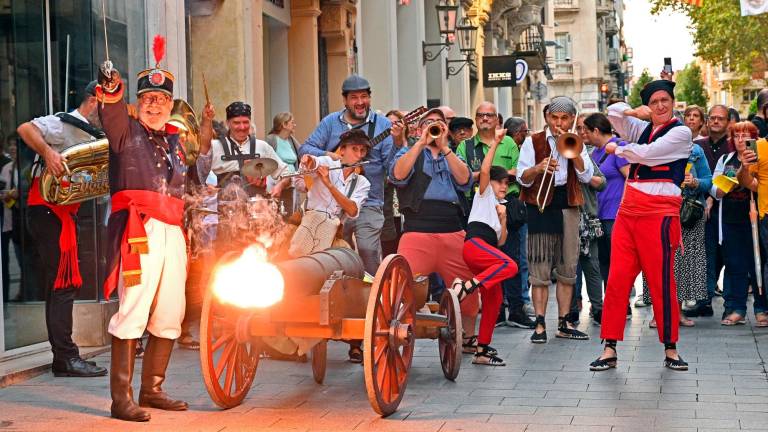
left=202, top=73, right=211, bottom=106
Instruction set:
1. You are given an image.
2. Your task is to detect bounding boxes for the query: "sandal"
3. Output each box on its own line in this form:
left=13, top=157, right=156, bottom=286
left=755, top=313, right=768, bottom=328
left=649, top=318, right=657, bottom=329
left=664, top=355, right=689, bottom=371
left=178, top=335, right=200, bottom=350
left=589, top=344, right=617, bottom=371
left=472, top=346, right=505, bottom=366
left=348, top=345, right=363, bottom=363
left=679, top=317, right=695, bottom=327
left=721, top=313, right=746, bottom=326
left=462, top=335, right=478, bottom=354
left=452, top=278, right=479, bottom=303
left=556, top=316, right=589, bottom=340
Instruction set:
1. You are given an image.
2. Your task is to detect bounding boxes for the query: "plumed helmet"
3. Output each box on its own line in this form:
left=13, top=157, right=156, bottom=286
left=341, top=75, right=371, bottom=94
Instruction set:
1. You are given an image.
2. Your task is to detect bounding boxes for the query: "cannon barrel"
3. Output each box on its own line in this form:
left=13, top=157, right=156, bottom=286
left=276, top=248, right=365, bottom=299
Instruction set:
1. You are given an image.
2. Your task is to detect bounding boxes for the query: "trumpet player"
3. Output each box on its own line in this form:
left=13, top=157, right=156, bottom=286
left=516, top=96, right=594, bottom=344
left=16, top=81, right=108, bottom=378
left=591, top=76, right=692, bottom=372
left=289, top=129, right=371, bottom=257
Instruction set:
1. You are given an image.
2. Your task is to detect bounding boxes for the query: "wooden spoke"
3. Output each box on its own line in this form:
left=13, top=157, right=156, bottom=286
left=438, top=289, right=462, bottom=381
left=215, top=341, right=236, bottom=380
left=211, top=332, right=233, bottom=353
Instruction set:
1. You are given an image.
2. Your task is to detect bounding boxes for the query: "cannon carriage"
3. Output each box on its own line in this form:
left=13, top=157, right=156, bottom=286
left=199, top=248, right=463, bottom=416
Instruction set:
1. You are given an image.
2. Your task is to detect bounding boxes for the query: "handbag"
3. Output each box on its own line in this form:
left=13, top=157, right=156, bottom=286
left=680, top=196, right=704, bottom=228
left=504, top=195, right=528, bottom=230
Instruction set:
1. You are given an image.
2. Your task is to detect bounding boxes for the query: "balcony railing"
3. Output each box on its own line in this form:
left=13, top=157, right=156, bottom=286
left=553, top=63, right=574, bottom=77
left=514, top=25, right=548, bottom=71
left=554, top=0, right=579, bottom=9
left=604, top=15, right=618, bottom=36
left=596, top=0, right=612, bottom=16
left=608, top=48, right=620, bottom=67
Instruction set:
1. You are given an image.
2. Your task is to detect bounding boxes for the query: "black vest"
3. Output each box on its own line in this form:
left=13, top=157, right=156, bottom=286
left=628, top=119, right=688, bottom=185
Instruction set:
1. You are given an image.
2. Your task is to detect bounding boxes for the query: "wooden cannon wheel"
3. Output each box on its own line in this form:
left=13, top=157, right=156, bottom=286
left=311, top=340, right=327, bottom=384
left=363, top=254, right=416, bottom=417
left=200, top=252, right=260, bottom=409
left=438, top=289, right=462, bottom=381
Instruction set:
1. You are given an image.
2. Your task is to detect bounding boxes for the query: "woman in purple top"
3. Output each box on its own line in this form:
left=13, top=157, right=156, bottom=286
left=582, top=113, right=630, bottom=287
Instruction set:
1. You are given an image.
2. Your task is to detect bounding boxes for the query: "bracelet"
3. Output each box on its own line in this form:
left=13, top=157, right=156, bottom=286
left=443, top=149, right=453, bottom=156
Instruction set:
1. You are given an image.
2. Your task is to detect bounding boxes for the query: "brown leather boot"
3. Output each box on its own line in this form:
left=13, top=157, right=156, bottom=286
left=138, top=336, right=188, bottom=411
left=110, top=337, right=151, bottom=422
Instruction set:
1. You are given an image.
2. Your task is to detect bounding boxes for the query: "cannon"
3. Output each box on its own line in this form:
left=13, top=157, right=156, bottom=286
left=199, top=248, right=462, bottom=416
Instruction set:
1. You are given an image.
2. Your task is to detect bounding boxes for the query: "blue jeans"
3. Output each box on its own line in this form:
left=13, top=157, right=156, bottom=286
left=703, top=215, right=724, bottom=305
left=519, top=224, right=530, bottom=304
left=723, top=221, right=767, bottom=316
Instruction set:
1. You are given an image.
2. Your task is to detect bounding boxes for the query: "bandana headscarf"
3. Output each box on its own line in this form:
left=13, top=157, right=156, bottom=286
left=226, top=102, right=252, bottom=119
left=548, top=96, right=577, bottom=115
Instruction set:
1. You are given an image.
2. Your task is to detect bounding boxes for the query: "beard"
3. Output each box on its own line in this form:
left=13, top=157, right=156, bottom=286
left=348, top=107, right=369, bottom=121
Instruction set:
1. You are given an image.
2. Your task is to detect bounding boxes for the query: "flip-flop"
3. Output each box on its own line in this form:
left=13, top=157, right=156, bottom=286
left=178, top=336, right=200, bottom=350
left=721, top=313, right=746, bottom=326
left=754, top=313, right=768, bottom=328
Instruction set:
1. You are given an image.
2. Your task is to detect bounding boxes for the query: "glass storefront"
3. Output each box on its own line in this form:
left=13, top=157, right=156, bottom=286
left=0, top=0, right=146, bottom=354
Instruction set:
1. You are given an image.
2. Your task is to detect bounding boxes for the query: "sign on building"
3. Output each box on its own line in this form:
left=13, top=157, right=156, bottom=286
left=483, top=55, right=517, bottom=88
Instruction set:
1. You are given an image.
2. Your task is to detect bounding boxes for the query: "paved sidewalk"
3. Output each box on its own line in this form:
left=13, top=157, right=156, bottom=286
left=2, top=295, right=768, bottom=432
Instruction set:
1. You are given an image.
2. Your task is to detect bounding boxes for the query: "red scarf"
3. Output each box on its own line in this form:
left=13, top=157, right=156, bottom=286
left=27, top=180, right=82, bottom=289
left=103, top=190, right=184, bottom=298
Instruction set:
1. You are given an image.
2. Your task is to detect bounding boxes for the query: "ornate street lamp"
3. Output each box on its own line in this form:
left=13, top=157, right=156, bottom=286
left=422, top=0, right=460, bottom=64
left=446, top=16, right=479, bottom=77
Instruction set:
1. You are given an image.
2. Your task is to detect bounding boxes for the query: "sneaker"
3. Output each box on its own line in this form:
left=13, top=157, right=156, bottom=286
left=495, top=314, right=508, bottom=328
left=507, top=307, right=536, bottom=329
left=523, top=303, right=535, bottom=317
left=530, top=315, right=547, bottom=344
left=714, top=285, right=723, bottom=297
left=634, top=297, right=650, bottom=308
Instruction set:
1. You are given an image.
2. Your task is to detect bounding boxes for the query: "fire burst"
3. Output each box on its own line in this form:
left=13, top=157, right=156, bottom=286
left=211, top=244, right=284, bottom=308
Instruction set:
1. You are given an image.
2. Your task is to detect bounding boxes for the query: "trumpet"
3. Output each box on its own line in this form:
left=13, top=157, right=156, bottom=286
left=428, top=123, right=443, bottom=139
left=535, top=122, right=584, bottom=213
left=279, top=161, right=370, bottom=179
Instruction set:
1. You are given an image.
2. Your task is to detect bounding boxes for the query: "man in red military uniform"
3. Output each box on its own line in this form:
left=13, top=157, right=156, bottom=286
left=98, top=36, right=189, bottom=421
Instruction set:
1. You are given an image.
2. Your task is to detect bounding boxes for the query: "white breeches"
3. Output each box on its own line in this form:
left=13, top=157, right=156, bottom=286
left=108, top=218, right=188, bottom=340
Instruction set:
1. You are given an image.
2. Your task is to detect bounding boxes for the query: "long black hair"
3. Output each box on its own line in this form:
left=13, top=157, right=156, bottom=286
left=583, top=113, right=612, bottom=135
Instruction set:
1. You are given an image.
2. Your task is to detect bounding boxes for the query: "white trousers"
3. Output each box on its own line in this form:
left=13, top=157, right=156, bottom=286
left=108, top=218, right=187, bottom=340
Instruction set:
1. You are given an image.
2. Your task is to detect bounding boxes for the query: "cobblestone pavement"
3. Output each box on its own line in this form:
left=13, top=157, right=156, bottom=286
left=2, top=295, right=768, bottom=432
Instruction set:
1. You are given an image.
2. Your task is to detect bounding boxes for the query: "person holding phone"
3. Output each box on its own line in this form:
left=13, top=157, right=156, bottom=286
left=590, top=72, right=693, bottom=372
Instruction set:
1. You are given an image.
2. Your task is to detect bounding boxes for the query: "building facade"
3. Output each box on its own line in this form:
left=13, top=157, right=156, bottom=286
left=697, top=57, right=767, bottom=118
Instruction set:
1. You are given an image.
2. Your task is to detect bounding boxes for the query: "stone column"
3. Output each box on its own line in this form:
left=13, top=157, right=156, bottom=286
left=466, top=0, right=492, bottom=111
left=356, top=0, right=398, bottom=111
left=245, top=1, right=266, bottom=137
left=396, top=1, right=427, bottom=110
left=146, top=0, right=188, bottom=100
left=320, top=0, right=358, bottom=113
left=189, top=0, right=248, bottom=115
left=289, top=0, right=322, bottom=140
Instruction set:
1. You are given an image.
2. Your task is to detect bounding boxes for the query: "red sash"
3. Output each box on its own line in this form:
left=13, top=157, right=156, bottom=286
left=618, top=184, right=682, bottom=218
left=103, top=190, right=184, bottom=298
left=27, top=180, right=82, bottom=289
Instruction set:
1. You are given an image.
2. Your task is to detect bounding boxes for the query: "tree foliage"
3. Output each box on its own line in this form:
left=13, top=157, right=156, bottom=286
left=628, top=69, right=654, bottom=108
left=675, top=62, right=708, bottom=107
left=650, top=0, right=768, bottom=75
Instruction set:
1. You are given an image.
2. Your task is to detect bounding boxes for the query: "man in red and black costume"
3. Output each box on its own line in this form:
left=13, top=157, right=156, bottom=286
left=590, top=76, right=692, bottom=372
left=97, top=36, right=189, bottom=422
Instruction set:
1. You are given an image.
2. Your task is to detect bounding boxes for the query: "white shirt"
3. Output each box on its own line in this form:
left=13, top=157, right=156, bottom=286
left=30, top=109, right=93, bottom=153
left=467, top=184, right=502, bottom=243
left=517, top=129, right=594, bottom=188
left=197, top=136, right=287, bottom=180
left=0, top=159, right=16, bottom=233
left=607, top=102, right=693, bottom=196
left=294, top=156, right=370, bottom=220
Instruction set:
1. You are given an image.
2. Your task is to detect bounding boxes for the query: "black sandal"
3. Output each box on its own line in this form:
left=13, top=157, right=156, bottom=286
left=348, top=345, right=363, bottom=363
left=462, top=335, right=478, bottom=354
left=556, top=316, right=589, bottom=340
left=663, top=343, right=688, bottom=371
left=452, top=278, right=480, bottom=303
left=590, top=341, right=617, bottom=371
left=472, top=345, right=505, bottom=366
left=530, top=315, right=547, bottom=344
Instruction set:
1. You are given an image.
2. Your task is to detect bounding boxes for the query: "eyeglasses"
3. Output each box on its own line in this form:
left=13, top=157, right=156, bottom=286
left=475, top=112, right=496, bottom=119
left=734, top=133, right=753, bottom=139
left=709, top=115, right=727, bottom=122
left=518, top=129, right=531, bottom=135
left=139, top=94, right=171, bottom=106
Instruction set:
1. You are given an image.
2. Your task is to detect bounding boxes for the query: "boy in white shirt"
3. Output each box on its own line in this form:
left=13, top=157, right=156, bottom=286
left=290, top=129, right=371, bottom=257
left=452, top=130, right=519, bottom=366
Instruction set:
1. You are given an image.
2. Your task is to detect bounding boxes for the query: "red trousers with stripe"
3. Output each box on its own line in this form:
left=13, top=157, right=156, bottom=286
left=600, top=213, right=681, bottom=344
left=462, top=238, right=519, bottom=345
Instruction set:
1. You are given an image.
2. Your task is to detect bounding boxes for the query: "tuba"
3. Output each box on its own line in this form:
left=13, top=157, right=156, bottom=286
left=167, top=99, right=201, bottom=166
left=39, top=138, right=110, bottom=205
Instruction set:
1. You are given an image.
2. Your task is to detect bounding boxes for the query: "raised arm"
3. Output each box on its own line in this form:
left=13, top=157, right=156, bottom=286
left=96, top=66, right=131, bottom=153
left=478, top=128, right=507, bottom=195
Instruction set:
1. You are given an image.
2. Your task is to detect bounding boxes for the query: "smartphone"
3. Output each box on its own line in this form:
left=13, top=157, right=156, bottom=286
left=663, top=57, right=672, bottom=74
left=747, top=139, right=759, bottom=161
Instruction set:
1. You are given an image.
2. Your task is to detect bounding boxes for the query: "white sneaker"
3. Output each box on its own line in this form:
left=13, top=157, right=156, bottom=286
left=634, top=297, right=650, bottom=308
left=523, top=303, right=535, bottom=316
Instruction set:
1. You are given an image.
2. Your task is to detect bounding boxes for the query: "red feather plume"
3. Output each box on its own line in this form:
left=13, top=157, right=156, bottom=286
left=152, top=35, right=166, bottom=67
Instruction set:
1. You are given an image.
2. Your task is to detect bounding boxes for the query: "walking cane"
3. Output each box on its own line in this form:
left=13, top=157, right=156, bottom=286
left=750, top=191, right=763, bottom=296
